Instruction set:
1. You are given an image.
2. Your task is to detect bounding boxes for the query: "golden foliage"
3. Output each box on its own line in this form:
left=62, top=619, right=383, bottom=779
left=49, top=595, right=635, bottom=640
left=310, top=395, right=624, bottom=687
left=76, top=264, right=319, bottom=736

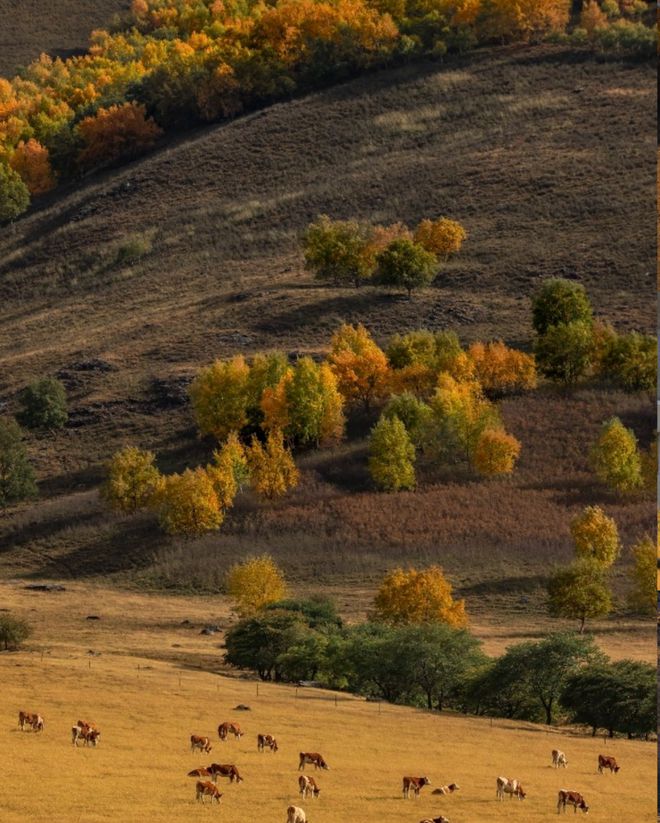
left=581, top=0, right=609, bottom=33
left=189, top=355, right=251, bottom=440
left=328, top=323, right=390, bottom=410
left=77, top=102, right=162, bottom=170
left=468, top=340, right=536, bottom=395
left=570, top=505, right=620, bottom=567
left=589, top=416, right=643, bottom=494
left=368, top=414, right=416, bottom=491
left=246, top=430, right=299, bottom=499
left=157, top=467, right=223, bottom=537
left=414, top=217, right=467, bottom=259
left=101, top=446, right=162, bottom=513
left=627, top=535, right=657, bottom=616
left=472, top=428, right=521, bottom=477
left=9, top=139, right=56, bottom=195
left=373, top=566, right=467, bottom=627
left=225, top=553, right=287, bottom=616
left=207, top=432, right=248, bottom=509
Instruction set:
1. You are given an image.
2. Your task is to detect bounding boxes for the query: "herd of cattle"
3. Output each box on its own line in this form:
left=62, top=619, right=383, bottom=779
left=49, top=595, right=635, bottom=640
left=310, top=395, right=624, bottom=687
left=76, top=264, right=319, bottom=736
left=17, top=710, right=623, bottom=820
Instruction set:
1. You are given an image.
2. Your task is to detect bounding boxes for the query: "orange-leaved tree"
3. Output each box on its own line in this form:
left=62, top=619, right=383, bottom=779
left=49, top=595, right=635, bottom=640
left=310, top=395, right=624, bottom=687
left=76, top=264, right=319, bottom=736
left=246, top=429, right=299, bottom=499
left=157, top=467, right=223, bottom=537
left=327, top=323, right=390, bottom=411
left=9, top=139, right=56, bottom=195
left=414, top=217, right=467, bottom=260
left=373, top=566, right=467, bottom=626
left=468, top=340, right=537, bottom=395
left=472, top=428, right=521, bottom=477
left=77, top=102, right=162, bottom=171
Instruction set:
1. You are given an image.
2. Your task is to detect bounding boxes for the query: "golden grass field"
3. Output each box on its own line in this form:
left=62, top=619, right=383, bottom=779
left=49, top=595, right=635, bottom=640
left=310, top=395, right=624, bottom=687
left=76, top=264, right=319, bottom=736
left=1, top=583, right=655, bottom=822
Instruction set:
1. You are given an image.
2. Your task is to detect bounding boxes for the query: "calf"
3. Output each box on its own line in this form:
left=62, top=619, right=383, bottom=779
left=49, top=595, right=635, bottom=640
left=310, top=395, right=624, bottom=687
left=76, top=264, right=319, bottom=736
left=207, top=763, right=243, bottom=783
left=196, top=781, right=222, bottom=804
left=299, top=774, right=321, bottom=799
left=299, top=751, right=329, bottom=771
left=188, top=768, right=214, bottom=781
left=496, top=776, right=526, bottom=800
left=432, top=784, right=459, bottom=795
left=190, top=735, right=212, bottom=754
left=258, top=733, right=278, bottom=752
left=597, top=754, right=619, bottom=774
left=403, top=776, right=431, bottom=799
left=552, top=750, right=568, bottom=769
left=218, top=722, right=243, bottom=741
left=557, top=789, right=589, bottom=814
left=286, top=806, right=306, bottom=823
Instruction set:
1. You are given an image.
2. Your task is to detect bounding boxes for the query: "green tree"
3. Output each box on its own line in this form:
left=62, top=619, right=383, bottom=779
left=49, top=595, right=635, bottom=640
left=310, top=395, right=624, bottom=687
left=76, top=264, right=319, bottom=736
left=531, top=278, right=593, bottom=336
left=547, top=559, right=613, bottom=633
left=0, top=162, right=30, bottom=222
left=303, top=215, right=373, bottom=287
left=627, top=535, right=656, bottom=616
left=600, top=332, right=657, bottom=393
left=368, top=414, right=416, bottom=491
left=382, top=392, right=433, bottom=446
left=101, top=446, right=162, bottom=513
left=463, top=655, right=543, bottom=721
left=534, top=321, right=594, bottom=385
left=570, top=505, right=620, bottom=566
left=0, top=418, right=37, bottom=507
left=375, top=238, right=438, bottom=298
left=589, top=417, right=642, bottom=494
left=0, top=614, right=31, bottom=650
left=17, top=377, right=68, bottom=430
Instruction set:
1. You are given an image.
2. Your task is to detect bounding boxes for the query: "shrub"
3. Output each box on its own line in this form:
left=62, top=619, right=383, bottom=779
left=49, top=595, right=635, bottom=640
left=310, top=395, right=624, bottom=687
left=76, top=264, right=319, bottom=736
left=534, top=321, right=594, bottom=385
left=303, top=215, right=373, bottom=287
left=0, top=162, right=30, bottom=221
left=0, top=614, right=31, bottom=650
left=101, top=446, right=162, bottom=513
left=0, top=418, right=37, bottom=506
left=368, top=414, right=416, bottom=491
left=547, top=558, right=613, bottom=634
left=17, top=377, right=68, bottom=431
left=472, top=428, right=521, bottom=477
left=114, top=233, right=153, bottom=266
left=375, top=238, right=438, bottom=298
left=570, top=505, right=620, bottom=567
left=531, top=278, right=593, bottom=337
left=373, top=565, right=467, bottom=626
left=225, top=554, right=287, bottom=616
left=589, top=417, right=642, bottom=494
left=599, top=332, right=656, bottom=393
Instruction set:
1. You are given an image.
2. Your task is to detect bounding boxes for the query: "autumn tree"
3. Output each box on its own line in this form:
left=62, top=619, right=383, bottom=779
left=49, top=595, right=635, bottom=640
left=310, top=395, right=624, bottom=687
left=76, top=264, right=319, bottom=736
left=373, top=566, right=467, bottom=627
left=531, top=278, right=593, bottom=337
left=382, top=392, right=433, bottom=446
left=387, top=329, right=473, bottom=396
left=0, top=418, right=37, bottom=507
left=468, top=340, right=537, bottom=395
left=534, top=321, right=594, bottom=386
left=101, top=446, right=162, bottom=513
left=9, top=139, right=56, bottom=195
left=0, top=162, right=30, bottom=222
left=327, top=323, right=390, bottom=410
left=207, top=431, right=248, bottom=508
left=414, top=217, right=467, bottom=260
left=246, top=351, right=290, bottom=429
left=627, top=535, right=656, bottom=617
left=157, top=467, right=223, bottom=537
left=368, top=414, right=416, bottom=491
left=225, top=554, right=287, bottom=616
left=77, top=102, right=162, bottom=171
left=547, top=559, right=613, bottom=633
left=570, top=505, right=620, bottom=567
left=16, top=377, right=68, bottom=430
left=472, top=428, right=521, bottom=477
left=375, top=238, right=438, bottom=298
left=599, top=332, right=657, bottom=393
left=303, top=215, right=373, bottom=287
left=478, top=0, right=572, bottom=43
left=589, top=416, right=642, bottom=494
left=246, top=429, right=299, bottom=499
left=189, top=355, right=251, bottom=441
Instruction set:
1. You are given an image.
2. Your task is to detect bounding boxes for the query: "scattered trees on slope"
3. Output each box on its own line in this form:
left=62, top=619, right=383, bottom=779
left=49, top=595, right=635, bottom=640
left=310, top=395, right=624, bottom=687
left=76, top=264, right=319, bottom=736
left=0, top=418, right=37, bottom=507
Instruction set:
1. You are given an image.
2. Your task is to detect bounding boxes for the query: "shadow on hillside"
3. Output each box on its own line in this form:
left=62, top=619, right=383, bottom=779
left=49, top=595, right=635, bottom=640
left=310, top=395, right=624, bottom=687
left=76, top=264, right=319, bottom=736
left=256, top=291, right=397, bottom=333
left=308, top=445, right=371, bottom=493
left=461, top=574, right=548, bottom=596
left=0, top=509, right=103, bottom=555
left=39, top=464, right=105, bottom=498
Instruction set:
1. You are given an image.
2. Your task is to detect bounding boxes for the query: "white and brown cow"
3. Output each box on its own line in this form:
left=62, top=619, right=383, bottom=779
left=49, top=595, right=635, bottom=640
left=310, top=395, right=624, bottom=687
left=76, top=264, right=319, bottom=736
left=286, top=806, right=307, bottom=823
left=557, top=789, right=589, bottom=814
left=18, top=711, right=43, bottom=732
left=218, top=722, right=243, bottom=741
left=420, top=817, right=450, bottom=823
left=299, top=774, right=321, bottom=799
left=190, top=734, right=212, bottom=754
left=552, top=750, right=568, bottom=769
left=403, top=776, right=431, bottom=799
left=257, top=733, right=278, bottom=752
left=196, top=781, right=222, bottom=804
left=207, top=763, right=243, bottom=783
left=597, top=754, right=619, bottom=774
left=299, top=751, right=329, bottom=771
left=432, top=783, right=459, bottom=795
left=72, top=721, right=99, bottom=746
left=496, top=777, right=526, bottom=800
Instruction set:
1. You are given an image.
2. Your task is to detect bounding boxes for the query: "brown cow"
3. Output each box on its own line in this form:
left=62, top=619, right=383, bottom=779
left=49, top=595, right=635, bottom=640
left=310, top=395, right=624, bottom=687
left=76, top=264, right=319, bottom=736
left=18, top=711, right=43, bottom=732
left=403, top=776, right=431, bottom=799
left=207, top=763, right=243, bottom=784
left=188, top=768, right=214, bottom=781
left=597, top=754, right=619, bottom=774
left=298, top=774, right=321, bottom=799
left=72, top=721, right=99, bottom=746
left=257, top=733, right=278, bottom=752
left=299, top=751, right=329, bottom=771
left=420, top=817, right=450, bottom=823
left=196, top=781, right=222, bottom=804
left=431, top=784, right=459, bottom=795
left=218, top=722, right=243, bottom=741
left=190, top=734, right=212, bottom=754
left=557, top=789, right=589, bottom=814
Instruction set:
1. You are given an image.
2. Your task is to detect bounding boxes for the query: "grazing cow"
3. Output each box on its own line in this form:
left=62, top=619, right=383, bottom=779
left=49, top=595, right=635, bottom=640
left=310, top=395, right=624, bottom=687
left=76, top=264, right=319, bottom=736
left=257, top=733, right=279, bottom=752
left=196, top=781, right=222, bottom=804
left=496, top=777, right=526, bottom=800
left=286, top=806, right=307, bottom=823
left=299, top=752, right=329, bottom=771
left=403, top=776, right=431, bottom=799
left=32, top=715, right=44, bottom=732
left=190, top=735, right=212, bottom=754
left=18, top=711, right=43, bottom=732
left=207, top=764, right=243, bottom=783
left=188, top=768, right=214, bottom=781
left=420, top=817, right=450, bottom=823
left=299, top=774, right=321, bottom=799
left=557, top=789, right=589, bottom=814
left=81, top=728, right=101, bottom=747
left=597, top=754, right=619, bottom=774
left=72, top=721, right=99, bottom=746
left=431, top=783, right=459, bottom=795
left=218, top=722, right=243, bottom=741
left=552, top=750, right=568, bottom=769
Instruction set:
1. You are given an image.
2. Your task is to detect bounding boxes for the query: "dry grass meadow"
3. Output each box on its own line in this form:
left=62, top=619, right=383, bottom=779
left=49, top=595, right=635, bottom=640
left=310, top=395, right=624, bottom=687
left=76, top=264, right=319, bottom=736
left=1, top=582, right=655, bottom=823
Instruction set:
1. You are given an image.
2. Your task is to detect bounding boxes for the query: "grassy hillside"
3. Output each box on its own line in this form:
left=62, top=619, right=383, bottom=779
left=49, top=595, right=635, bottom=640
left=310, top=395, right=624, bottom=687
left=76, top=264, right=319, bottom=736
left=0, top=46, right=655, bottom=607
left=2, top=583, right=655, bottom=823
left=0, top=0, right=129, bottom=77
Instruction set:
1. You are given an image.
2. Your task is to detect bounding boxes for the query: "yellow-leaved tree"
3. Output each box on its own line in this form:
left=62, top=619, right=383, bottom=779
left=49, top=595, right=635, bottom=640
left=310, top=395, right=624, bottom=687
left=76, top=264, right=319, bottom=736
left=414, top=217, right=467, bottom=260
left=627, top=535, right=656, bottom=617
left=472, top=428, right=521, bottom=477
left=373, top=566, right=467, bottom=627
left=225, top=554, right=287, bottom=616
left=246, top=430, right=299, bottom=499
left=157, top=467, right=223, bottom=537
left=468, top=340, right=537, bottom=395
left=327, top=323, right=390, bottom=411
left=589, top=416, right=643, bottom=494
left=189, top=355, right=251, bottom=440
left=101, top=446, right=162, bottom=513
left=207, top=431, right=249, bottom=509
left=368, top=414, right=416, bottom=491
left=570, top=505, right=620, bottom=567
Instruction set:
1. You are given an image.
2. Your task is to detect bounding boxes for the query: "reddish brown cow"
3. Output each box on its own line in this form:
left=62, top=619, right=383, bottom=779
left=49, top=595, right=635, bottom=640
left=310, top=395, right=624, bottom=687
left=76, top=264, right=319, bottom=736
left=557, top=789, right=589, bottom=814
left=403, top=776, right=431, bottom=799
left=298, top=752, right=329, bottom=771
left=298, top=774, right=321, bottom=799
left=597, top=754, right=620, bottom=774
left=72, top=721, right=99, bottom=746
left=218, top=721, right=243, bottom=741
left=257, top=733, right=278, bottom=752
left=207, top=763, right=244, bottom=783
left=190, top=734, right=212, bottom=754
left=196, top=781, right=222, bottom=804
left=18, top=711, right=43, bottom=732
left=188, top=768, right=214, bottom=781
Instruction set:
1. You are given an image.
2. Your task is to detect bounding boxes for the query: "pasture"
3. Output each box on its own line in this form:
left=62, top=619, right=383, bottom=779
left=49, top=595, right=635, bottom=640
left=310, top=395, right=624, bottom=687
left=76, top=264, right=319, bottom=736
left=1, top=583, right=655, bottom=822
